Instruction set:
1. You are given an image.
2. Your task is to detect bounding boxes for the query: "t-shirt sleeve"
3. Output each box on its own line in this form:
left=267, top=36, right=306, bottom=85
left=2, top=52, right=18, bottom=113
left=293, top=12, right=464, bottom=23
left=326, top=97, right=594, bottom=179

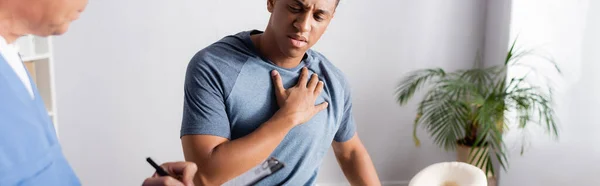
left=333, top=79, right=357, bottom=142
left=180, top=54, right=231, bottom=139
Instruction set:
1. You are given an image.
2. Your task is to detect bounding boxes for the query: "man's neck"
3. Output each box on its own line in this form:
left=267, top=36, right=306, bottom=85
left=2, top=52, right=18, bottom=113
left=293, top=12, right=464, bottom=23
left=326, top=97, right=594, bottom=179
left=0, top=7, right=23, bottom=44
left=0, top=30, right=20, bottom=44
left=253, top=29, right=304, bottom=69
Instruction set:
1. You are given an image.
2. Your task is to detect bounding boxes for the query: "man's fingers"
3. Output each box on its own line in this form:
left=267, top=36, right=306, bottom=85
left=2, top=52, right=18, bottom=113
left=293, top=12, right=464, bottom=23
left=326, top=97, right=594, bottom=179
left=271, top=70, right=286, bottom=96
left=160, top=162, right=198, bottom=186
left=307, top=73, right=319, bottom=90
left=315, top=102, right=329, bottom=113
left=314, top=81, right=324, bottom=95
left=297, top=67, right=309, bottom=87
left=142, top=176, right=184, bottom=186
left=180, top=163, right=197, bottom=186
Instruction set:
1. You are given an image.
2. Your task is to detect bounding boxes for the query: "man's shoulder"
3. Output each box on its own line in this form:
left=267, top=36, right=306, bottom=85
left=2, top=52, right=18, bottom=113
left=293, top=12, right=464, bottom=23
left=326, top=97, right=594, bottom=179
left=187, top=31, right=255, bottom=74
left=209, top=31, right=255, bottom=56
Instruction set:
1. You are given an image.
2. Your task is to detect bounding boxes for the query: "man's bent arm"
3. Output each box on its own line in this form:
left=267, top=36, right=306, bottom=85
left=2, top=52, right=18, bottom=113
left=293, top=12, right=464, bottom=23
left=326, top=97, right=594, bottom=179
left=182, top=113, right=293, bottom=186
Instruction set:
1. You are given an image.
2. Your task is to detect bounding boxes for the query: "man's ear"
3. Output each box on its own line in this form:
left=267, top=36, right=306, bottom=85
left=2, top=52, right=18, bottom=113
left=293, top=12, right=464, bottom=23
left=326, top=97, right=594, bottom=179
left=267, top=0, right=275, bottom=13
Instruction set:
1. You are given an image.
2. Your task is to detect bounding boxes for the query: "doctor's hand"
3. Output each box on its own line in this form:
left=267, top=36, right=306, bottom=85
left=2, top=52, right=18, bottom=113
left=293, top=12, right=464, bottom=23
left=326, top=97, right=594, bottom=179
left=142, top=162, right=198, bottom=186
left=271, top=67, right=328, bottom=127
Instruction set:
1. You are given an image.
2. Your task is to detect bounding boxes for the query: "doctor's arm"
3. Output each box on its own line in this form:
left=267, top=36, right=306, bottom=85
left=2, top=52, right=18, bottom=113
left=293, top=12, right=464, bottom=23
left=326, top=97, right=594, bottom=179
left=332, top=133, right=381, bottom=186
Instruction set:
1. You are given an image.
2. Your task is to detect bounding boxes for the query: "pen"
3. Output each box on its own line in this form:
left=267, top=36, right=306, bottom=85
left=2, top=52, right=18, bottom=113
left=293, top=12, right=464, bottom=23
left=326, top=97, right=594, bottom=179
left=146, top=157, right=170, bottom=177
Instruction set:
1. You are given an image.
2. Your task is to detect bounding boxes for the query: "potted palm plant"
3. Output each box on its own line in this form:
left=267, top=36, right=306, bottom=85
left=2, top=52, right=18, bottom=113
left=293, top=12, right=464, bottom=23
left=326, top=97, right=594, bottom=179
left=395, top=41, right=560, bottom=177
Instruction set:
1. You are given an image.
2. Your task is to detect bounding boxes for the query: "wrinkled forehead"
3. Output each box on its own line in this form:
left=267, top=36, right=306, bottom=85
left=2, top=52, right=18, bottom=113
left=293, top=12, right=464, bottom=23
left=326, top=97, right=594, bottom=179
left=283, top=0, right=338, bottom=13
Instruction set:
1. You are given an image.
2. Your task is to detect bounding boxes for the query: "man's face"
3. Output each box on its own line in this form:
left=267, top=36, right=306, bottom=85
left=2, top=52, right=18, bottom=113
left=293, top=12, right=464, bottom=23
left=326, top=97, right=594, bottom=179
left=267, top=0, right=337, bottom=58
left=17, top=0, right=88, bottom=36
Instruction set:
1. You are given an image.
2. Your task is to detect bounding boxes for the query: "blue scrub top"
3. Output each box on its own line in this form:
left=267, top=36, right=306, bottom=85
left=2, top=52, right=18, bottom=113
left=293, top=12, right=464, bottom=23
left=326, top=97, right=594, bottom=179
left=0, top=56, right=80, bottom=185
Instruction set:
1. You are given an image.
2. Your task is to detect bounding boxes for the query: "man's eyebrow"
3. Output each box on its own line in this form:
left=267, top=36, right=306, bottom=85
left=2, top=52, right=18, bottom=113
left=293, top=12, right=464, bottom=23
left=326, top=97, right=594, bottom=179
left=315, top=9, right=331, bottom=15
left=293, top=0, right=332, bottom=15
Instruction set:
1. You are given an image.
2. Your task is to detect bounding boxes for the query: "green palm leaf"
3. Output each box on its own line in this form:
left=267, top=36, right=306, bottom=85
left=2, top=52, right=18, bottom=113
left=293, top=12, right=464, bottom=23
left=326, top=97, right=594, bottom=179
left=396, top=39, right=560, bottom=177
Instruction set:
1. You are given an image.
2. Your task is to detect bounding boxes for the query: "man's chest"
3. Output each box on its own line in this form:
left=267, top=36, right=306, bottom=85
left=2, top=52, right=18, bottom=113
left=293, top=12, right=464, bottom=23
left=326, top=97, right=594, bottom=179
left=223, top=61, right=342, bottom=140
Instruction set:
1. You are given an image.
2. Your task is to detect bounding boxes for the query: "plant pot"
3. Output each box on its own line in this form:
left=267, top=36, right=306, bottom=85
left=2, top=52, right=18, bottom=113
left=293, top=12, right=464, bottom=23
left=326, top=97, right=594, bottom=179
left=456, top=144, right=496, bottom=186
left=456, top=144, right=488, bottom=171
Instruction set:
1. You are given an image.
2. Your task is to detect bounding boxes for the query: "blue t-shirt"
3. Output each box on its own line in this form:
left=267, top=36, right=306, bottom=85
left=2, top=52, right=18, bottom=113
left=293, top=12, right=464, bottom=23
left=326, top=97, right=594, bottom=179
left=181, top=30, right=356, bottom=186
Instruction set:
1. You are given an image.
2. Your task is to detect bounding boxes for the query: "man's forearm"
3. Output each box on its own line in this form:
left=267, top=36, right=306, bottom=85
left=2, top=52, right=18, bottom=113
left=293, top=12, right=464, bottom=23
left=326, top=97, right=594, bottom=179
left=336, top=146, right=381, bottom=186
left=184, top=113, right=294, bottom=185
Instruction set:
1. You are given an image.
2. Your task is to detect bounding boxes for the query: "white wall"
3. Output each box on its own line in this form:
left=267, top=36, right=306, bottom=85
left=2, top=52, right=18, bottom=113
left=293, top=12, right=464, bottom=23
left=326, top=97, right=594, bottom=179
left=500, top=0, right=600, bottom=185
left=482, top=0, right=511, bottom=68
left=53, top=0, right=488, bottom=185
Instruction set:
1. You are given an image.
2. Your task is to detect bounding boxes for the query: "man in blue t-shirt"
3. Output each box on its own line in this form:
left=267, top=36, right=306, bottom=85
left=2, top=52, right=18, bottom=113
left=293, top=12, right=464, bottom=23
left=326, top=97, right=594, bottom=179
left=180, top=0, right=381, bottom=185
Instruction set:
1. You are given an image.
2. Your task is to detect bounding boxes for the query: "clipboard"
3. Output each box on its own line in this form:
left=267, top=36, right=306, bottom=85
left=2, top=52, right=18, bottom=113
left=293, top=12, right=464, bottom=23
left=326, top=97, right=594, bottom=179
left=222, top=157, right=285, bottom=186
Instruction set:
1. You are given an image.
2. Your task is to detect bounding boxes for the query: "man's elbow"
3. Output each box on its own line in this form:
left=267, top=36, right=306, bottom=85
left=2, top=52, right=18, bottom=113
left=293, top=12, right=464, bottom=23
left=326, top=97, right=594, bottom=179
left=185, top=155, right=225, bottom=186
left=195, top=171, right=228, bottom=186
